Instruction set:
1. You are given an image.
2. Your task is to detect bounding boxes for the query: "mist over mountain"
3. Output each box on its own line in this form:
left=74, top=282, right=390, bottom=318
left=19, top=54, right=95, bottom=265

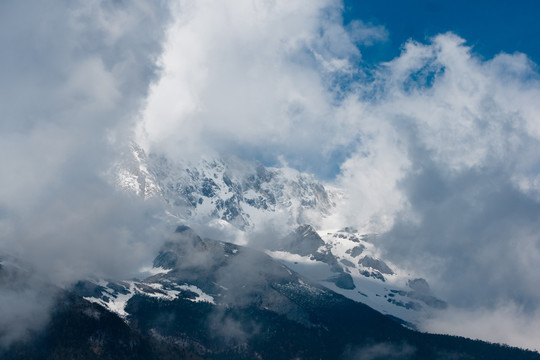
left=2, top=226, right=539, bottom=360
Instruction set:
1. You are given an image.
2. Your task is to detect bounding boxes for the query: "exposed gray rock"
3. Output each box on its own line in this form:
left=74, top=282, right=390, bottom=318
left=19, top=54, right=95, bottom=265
left=346, top=245, right=365, bottom=258
left=340, top=259, right=356, bottom=268
left=358, top=256, right=394, bottom=275
left=359, top=270, right=385, bottom=282
left=387, top=298, right=423, bottom=311
left=73, top=280, right=106, bottom=298
left=281, top=224, right=325, bottom=257
left=106, top=281, right=131, bottom=295
left=153, top=225, right=211, bottom=270
left=117, top=145, right=337, bottom=231
left=339, top=227, right=358, bottom=234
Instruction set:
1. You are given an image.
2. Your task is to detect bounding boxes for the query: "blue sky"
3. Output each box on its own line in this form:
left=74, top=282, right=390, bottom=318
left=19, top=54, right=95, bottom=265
left=345, top=0, right=540, bottom=66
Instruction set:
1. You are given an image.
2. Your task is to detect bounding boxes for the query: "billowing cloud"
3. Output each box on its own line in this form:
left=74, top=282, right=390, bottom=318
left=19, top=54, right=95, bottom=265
left=135, top=0, right=374, bottom=176
left=327, top=35, right=540, bottom=350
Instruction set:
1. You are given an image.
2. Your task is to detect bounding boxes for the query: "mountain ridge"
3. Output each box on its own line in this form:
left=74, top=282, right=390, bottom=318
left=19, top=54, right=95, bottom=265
left=2, top=228, right=539, bottom=359
left=115, top=143, right=338, bottom=231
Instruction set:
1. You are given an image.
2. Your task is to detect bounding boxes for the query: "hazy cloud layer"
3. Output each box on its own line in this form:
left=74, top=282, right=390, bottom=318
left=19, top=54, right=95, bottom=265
left=0, top=0, right=171, bottom=345
left=423, top=303, right=540, bottom=353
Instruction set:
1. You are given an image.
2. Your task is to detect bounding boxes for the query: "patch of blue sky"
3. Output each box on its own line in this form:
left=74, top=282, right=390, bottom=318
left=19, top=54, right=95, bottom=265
left=344, top=0, right=540, bottom=66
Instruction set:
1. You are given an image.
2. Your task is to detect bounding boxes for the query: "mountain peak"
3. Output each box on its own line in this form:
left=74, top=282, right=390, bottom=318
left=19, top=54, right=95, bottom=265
left=115, top=144, right=337, bottom=232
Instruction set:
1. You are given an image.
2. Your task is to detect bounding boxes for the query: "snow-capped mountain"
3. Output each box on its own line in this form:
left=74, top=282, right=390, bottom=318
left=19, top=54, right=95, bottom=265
left=75, top=225, right=445, bottom=328
left=74, top=225, right=329, bottom=324
left=115, top=143, right=337, bottom=231
left=113, top=143, right=444, bottom=327
left=267, top=225, right=447, bottom=327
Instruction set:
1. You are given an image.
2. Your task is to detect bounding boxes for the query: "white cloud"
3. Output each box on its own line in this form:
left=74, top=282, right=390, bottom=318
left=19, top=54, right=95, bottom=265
left=347, top=20, right=389, bottom=47
left=0, top=0, right=170, bottom=345
left=325, top=113, right=412, bottom=233
left=349, top=35, right=540, bottom=351
left=135, top=0, right=363, bottom=165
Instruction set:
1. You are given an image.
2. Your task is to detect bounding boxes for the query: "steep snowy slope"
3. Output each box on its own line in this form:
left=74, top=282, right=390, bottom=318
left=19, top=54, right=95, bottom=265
left=268, top=225, right=446, bottom=327
left=115, top=143, right=337, bottom=231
